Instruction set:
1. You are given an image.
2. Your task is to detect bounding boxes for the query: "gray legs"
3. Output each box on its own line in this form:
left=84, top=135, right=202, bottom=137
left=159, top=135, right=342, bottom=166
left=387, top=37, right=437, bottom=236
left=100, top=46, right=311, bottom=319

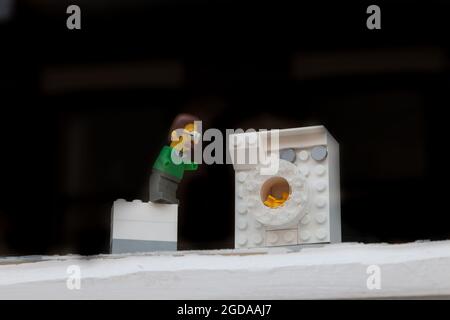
left=149, top=170, right=180, bottom=204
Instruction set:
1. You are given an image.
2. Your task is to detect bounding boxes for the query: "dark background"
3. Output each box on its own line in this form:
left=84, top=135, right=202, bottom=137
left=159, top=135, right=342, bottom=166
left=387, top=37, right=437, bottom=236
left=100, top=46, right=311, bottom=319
left=0, top=0, right=449, bottom=255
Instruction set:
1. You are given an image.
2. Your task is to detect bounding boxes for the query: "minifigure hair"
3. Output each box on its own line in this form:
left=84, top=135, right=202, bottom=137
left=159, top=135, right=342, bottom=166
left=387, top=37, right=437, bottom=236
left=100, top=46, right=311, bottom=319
left=168, top=113, right=199, bottom=143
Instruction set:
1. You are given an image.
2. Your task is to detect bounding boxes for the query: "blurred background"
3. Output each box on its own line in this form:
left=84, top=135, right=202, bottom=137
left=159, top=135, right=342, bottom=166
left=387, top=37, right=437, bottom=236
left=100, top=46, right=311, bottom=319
left=0, top=0, right=449, bottom=255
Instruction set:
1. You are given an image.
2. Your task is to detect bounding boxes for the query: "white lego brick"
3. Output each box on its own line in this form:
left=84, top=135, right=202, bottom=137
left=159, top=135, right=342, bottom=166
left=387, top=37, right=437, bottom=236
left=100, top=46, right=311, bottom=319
left=113, top=199, right=177, bottom=223
left=111, top=199, right=177, bottom=243
left=113, top=220, right=177, bottom=242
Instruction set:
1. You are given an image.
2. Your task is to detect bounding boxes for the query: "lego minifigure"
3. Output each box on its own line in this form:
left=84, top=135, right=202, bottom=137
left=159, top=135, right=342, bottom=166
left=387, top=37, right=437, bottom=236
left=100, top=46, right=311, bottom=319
left=149, top=114, right=200, bottom=204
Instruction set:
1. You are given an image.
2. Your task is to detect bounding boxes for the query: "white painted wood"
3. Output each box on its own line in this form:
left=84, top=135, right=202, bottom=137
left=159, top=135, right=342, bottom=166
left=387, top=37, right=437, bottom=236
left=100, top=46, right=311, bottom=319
left=1, top=241, right=450, bottom=299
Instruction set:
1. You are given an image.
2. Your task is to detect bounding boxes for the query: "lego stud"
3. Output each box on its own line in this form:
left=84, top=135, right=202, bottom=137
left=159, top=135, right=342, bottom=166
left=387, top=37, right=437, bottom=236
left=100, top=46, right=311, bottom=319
left=299, top=165, right=310, bottom=177
left=267, top=232, right=279, bottom=244
left=238, top=236, right=248, bottom=246
left=237, top=204, right=247, bottom=215
left=315, top=197, right=327, bottom=208
left=247, top=198, right=256, bottom=208
left=132, top=199, right=142, bottom=203
left=315, top=165, right=326, bottom=176
left=311, top=146, right=328, bottom=161
left=257, top=212, right=270, bottom=224
left=253, top=209, right=264, bottom=218
left=238, top=185, right=245, bottom=198
left=293, top=178, right=303, bottom=187
left=300, top=231, right=310, bottom=241
left=293, top=195, right=302, bottom=205
left=316, top=228, right=327, bottom=240
left=246, top=182, right=256, bottom=192
left=283, top=231, right=296, bottom=243
left=238, top=219, right=248, bottom=230
left=300, top=214, right=311, bottom=225
left=253, top=234, right=263, bottom=245
left=237, top=172, right=247, bottom=183
left=315, top=212, right=327, bottom=224
left=279, top=148, right=296, bottom=163
left=315, top=181, right=327, bottom=192
left=298, top=150, right=309, bottom=161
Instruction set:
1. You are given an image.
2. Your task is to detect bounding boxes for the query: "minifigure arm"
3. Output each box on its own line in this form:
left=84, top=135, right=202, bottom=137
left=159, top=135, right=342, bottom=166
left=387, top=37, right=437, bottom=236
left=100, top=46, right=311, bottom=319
left=183, top=162, right=198, bottom=171
left=162, top=158, right=172, bottom=167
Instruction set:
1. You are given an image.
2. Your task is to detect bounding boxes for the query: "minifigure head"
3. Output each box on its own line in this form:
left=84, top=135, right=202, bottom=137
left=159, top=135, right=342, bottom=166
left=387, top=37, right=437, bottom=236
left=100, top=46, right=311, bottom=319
left=168, top=113, right=200, bottom=149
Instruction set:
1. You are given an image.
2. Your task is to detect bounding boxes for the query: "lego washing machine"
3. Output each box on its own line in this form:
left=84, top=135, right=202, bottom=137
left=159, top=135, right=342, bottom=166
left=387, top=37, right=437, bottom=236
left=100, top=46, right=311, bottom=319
left=230, top=126, right=341, bottom=248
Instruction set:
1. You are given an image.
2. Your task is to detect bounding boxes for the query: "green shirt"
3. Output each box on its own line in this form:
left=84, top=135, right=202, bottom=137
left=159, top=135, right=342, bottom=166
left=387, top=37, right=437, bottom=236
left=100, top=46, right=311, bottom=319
left=152, top=146, right=198, bottom=180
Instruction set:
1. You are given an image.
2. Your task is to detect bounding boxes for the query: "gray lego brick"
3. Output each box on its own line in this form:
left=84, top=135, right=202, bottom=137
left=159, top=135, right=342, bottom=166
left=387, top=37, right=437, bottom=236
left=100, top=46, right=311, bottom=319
left=111, top=239, right=177, bottom=253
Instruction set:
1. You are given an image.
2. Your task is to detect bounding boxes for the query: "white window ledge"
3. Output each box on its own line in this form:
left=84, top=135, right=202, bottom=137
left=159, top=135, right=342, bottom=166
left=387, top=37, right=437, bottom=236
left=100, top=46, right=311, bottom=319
left=1, top=240, right=450, bottom=299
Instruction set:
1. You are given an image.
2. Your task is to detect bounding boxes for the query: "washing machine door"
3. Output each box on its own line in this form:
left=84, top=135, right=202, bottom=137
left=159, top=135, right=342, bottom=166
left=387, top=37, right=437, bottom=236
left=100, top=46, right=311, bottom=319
left=236, top=159, right=309, bottom=228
